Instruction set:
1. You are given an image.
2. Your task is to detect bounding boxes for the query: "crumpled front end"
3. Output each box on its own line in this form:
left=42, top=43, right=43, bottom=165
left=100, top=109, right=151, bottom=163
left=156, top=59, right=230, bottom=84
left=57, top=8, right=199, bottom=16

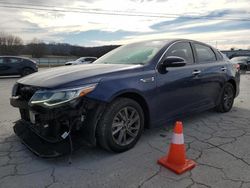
left=10, top=83, right=106, bottom=157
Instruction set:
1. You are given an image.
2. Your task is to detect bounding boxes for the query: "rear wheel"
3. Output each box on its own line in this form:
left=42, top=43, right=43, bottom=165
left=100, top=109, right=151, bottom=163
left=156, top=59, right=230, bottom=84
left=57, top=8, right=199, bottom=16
left=97, top=98, right=144, bottom=152
left=215, top=82, right=235, bottom=113
left=21, top=68, right=34, bottom=77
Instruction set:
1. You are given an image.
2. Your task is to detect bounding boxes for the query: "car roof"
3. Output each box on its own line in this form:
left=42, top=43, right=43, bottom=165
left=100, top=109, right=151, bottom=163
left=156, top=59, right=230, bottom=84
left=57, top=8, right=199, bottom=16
left=127, top=38, right=215, bottom=48
left=0, top=56, right=32, bottom=60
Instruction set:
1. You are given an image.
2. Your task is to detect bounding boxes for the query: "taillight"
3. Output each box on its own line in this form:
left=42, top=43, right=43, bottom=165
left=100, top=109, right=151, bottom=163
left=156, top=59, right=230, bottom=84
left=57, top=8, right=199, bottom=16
left=235, top=63, right=240, bottom=71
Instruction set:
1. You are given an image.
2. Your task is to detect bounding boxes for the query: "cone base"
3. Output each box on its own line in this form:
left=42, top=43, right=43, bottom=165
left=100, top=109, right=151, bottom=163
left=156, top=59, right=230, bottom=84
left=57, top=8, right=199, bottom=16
left=158, top=157, right=196, bottom=174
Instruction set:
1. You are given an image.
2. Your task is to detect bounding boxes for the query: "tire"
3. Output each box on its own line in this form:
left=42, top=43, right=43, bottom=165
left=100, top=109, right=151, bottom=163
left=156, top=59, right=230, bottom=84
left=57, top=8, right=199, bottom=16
left=240, top=67, right=247, bottom=74
left=215, top=82, right=235, bottom=113
left=97, top=97, right=144, bottom=152
left=21, top=68, right=34, bottom=77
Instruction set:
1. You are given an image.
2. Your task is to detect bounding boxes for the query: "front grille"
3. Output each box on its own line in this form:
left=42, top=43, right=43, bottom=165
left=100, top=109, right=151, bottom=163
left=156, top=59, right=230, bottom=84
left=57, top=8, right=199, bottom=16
left=17, top=84, right=39, bottom=101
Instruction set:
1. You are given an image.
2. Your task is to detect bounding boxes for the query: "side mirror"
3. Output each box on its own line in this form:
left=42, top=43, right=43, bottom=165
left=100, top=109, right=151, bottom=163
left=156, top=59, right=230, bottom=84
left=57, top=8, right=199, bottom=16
left=162, top=56, right=186, bottom=67
left=158, top=56, right=186, bottom=74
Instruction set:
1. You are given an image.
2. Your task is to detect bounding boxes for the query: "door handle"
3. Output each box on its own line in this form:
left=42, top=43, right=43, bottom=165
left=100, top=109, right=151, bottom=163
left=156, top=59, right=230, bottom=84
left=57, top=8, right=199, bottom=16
left=221, top=67, right=227, bottom=71
left=140, top=77, right=155, bottom=83
left=192, top=70, right=201, bottom=76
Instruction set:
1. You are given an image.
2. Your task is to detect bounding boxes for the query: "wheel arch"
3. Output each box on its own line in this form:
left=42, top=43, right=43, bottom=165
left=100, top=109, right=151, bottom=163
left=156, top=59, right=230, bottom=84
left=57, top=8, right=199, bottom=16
left=227, top=78, right=237, bottom=96
left=215, top=78, right=237, bottom=107
left=20, top=66, right=35, bottom=73
left=22, top=66, right=35, bottom=71
left=113, top=92, right=151, bottom=129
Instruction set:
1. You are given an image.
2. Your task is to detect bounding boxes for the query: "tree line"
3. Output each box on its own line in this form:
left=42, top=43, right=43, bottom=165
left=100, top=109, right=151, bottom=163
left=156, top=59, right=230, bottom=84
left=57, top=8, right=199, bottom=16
left=0, top=32, right=119, bottom=58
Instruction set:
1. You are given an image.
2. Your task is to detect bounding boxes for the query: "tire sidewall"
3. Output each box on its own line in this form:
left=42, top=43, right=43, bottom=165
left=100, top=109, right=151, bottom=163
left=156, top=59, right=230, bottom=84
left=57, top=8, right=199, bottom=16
left=221, top=83, right=235, bottom=112
left=21, top=68, right=33, bottom=77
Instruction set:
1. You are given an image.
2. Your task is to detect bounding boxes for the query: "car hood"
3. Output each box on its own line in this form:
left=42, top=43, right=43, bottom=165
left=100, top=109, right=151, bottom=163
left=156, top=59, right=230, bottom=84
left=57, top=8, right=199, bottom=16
left=17, top=64, right=141, bottom=88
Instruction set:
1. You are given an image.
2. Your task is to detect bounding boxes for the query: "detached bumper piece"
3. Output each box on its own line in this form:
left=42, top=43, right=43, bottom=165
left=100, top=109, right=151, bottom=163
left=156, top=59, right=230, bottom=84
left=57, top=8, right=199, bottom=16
left=13, top=120, right=81, bottom=158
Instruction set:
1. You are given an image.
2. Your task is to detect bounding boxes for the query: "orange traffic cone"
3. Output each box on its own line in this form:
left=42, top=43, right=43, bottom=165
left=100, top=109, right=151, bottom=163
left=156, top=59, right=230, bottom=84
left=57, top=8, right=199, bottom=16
left=157, top=121, right=195, bottom=174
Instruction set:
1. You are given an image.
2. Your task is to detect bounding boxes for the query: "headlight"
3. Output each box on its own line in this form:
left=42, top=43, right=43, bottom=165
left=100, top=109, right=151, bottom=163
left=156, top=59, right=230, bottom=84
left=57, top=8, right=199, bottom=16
left=29, top=83, right=97, bottom=107
left=11, top=83, right=18, bottom=96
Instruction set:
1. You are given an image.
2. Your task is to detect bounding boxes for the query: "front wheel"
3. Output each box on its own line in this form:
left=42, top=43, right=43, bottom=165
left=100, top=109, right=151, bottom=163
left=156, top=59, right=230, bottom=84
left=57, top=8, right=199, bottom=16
left=215, top=82, right=235, bottom=113
left=97, top=98, right=144, bottom=152
left=21, top=68, right=34, bottom=77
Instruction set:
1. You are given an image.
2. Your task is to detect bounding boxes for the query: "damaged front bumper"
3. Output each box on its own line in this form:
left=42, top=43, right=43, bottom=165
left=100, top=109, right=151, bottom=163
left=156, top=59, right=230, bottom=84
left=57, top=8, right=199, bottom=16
left=13, top=120, right=80, bottom=157
left=10, top=92, right=106, bottom=158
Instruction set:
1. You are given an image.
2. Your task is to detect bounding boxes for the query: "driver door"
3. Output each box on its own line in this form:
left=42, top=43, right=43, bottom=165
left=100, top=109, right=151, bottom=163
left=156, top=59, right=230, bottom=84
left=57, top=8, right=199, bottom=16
left=155, top=41, right=204, bottom=122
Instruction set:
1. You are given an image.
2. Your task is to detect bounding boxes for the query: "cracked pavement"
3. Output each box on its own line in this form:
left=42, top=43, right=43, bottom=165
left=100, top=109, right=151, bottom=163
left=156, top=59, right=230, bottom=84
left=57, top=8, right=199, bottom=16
left=0, top=73, right=250, bottom=188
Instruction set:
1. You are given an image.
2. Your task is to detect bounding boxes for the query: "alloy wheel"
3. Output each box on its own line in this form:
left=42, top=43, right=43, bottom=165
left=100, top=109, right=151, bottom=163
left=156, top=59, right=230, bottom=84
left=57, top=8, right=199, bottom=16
left=111, top=106, right=140, bottom=146
left=223, top=85, right=234, bottom=110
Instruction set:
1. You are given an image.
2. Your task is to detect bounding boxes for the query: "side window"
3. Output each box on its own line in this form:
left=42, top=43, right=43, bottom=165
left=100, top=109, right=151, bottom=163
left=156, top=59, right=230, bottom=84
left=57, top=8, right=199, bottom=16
left=9, top=58, right=20, bottom=63
left=194, top=43, right=216, bottom=63
left=85, top=58, right=94, bottom=61
left=220, top=52, right=228, bottom=60
left=0, top=58, right=3, bottom=64
left=5, top=58, right=11, bottom=63
left=167, top=42, right=194, bottom=64
left=214, top=50, right=223, bottom=60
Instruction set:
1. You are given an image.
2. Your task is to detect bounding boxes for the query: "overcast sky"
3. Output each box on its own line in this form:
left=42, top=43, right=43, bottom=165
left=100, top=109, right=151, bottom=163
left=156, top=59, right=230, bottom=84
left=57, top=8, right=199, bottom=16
left=0, top=0, right=250, bottom=50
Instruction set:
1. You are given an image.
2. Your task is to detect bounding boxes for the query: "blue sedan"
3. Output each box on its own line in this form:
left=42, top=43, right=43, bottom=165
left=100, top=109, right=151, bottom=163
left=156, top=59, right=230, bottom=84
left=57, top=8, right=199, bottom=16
left=10, top=39, right=240, bottom=157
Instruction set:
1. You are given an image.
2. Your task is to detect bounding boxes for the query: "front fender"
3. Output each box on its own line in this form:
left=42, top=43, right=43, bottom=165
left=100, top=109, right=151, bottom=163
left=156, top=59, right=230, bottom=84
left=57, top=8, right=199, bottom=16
left=107, top=88, right=147, bottom=102
left=87, top=72, right=156, bottom=103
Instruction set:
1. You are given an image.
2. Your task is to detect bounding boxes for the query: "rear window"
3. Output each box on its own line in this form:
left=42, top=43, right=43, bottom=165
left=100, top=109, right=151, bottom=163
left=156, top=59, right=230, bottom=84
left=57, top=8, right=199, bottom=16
left=214, top=50, right=224, bottom=60
left=220, top=52, right=229, bottom=60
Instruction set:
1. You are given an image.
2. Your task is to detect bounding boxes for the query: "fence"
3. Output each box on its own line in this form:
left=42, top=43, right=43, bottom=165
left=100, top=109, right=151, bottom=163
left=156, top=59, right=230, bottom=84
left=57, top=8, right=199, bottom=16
left=32, top=57, right=77, bottom=67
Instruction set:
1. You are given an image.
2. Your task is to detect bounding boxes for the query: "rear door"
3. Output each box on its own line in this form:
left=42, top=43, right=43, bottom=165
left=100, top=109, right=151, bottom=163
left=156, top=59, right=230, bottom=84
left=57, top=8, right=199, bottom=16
left=192, top=42, right=227, bottom=107
left=155, top=41, right=205, bottom=122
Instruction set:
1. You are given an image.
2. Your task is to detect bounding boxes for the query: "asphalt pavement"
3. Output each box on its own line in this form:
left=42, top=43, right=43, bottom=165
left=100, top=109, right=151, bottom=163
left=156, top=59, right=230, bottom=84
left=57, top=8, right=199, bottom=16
left=0, top=73, right=250, bottom=188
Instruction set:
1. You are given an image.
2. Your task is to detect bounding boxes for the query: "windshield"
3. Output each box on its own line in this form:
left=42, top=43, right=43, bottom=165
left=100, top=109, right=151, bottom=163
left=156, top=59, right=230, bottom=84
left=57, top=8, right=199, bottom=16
left=94, top=41, right=166, bottom=65
left=76, top=57, right=85, bottom=61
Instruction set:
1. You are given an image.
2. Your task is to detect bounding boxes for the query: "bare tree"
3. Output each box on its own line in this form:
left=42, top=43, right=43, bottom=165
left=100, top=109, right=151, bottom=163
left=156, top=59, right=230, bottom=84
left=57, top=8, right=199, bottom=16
left=27, top=38, right=47, bottom=58
left=0, top=32, right=23, bottom=55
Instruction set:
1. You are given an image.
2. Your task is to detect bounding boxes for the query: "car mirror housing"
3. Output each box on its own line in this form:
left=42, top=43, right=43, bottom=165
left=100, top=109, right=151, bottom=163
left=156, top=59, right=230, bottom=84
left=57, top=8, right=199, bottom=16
left=158, top=56, right=186, bottom=74
left=163, top=56, right=186, bottom=67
